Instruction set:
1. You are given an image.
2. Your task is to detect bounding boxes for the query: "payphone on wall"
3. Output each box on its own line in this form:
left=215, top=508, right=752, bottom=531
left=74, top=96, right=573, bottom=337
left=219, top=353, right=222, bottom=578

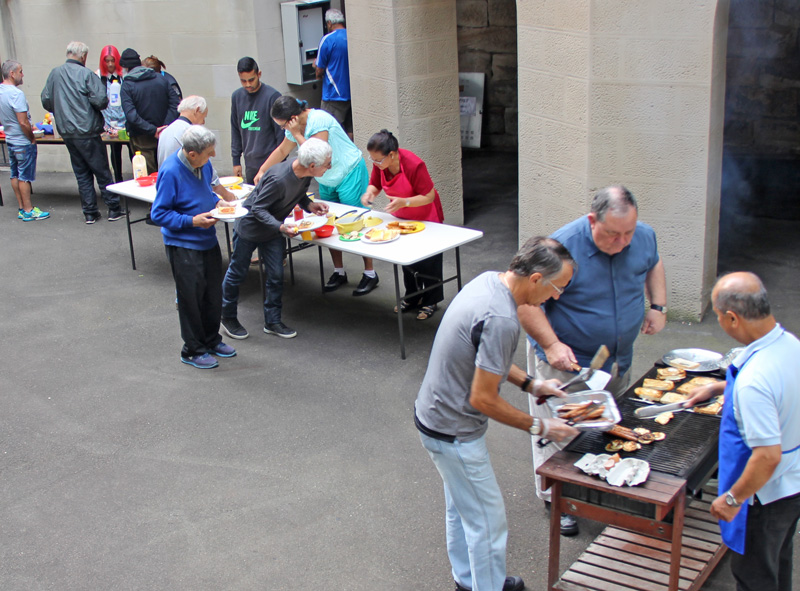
left=281, top=0, right=331, bottom=85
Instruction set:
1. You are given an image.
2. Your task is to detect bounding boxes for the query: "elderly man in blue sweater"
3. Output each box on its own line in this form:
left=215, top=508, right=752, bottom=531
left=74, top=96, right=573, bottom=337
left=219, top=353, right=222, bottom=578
left=151, top=125, right=237, bottom=369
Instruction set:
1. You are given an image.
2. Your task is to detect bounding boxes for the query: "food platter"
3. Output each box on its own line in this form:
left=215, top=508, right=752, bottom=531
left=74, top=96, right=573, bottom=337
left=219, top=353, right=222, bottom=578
left=545, top=390, right=621, bottom=431
left=386, top=220, right=425, bottom=234
left=361, top=228, right=401, bottom=244
left=338, top=231, right=363, bottom=242
left=662, top=348, right=723, bottom=372
left=283, top=214, right=329, bottom=233
left=212, top=206, right=248, bottom=220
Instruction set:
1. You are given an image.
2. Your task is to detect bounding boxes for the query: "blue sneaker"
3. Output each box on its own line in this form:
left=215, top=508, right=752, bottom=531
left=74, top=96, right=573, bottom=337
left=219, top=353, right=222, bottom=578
left=18, top=209, right=23, bottom=219
left=180, top=353, right=219, bottom=369
left=30, top=207, right=50, bottom=220
left=212, top=342, right=237, bottom=358
left=21, top=210, right=34, bottom=222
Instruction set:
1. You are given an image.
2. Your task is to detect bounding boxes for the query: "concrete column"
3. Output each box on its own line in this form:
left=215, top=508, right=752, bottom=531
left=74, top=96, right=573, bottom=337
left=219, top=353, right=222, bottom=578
left=517, top=0, right=730, bottom=319
left=347, top=0, right=464, bottom=224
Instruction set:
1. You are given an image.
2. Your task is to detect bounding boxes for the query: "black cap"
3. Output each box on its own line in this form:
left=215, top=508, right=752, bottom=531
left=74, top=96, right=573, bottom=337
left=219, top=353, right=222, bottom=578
left=119, top=48, right=141, bottom=69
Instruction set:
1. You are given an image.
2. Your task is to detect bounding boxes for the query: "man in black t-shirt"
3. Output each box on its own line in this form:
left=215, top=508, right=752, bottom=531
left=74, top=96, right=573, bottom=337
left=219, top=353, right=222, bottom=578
left=230, top=57, right=285, bottom=185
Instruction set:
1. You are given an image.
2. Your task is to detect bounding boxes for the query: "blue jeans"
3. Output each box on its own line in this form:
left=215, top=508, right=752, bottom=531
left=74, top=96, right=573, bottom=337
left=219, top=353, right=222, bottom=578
left=8, top=143, right=37, bottom=182
left=221, top=233, right=284, bottom=325
left=420, top=432, right=508, bottom=591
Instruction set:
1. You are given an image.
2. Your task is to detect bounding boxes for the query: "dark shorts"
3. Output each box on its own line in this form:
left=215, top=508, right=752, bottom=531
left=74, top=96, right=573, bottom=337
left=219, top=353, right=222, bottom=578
left=321, top=100, right=352, bottom=133
left=8, top=143, right=37, bottom=182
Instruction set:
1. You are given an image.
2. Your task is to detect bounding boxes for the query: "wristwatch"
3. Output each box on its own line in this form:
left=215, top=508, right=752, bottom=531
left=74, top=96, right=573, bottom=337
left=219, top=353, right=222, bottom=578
left=520, top=374, right=534, bottom=393
left=650, top=304, right=667, bottom=314
left=529, top=418, right=543, bottom=436
left=725, top=491, right=742, bottom=507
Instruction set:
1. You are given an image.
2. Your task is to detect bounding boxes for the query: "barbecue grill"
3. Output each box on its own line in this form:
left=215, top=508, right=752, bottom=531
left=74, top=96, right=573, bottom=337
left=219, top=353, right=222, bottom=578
left=538, top=361, right=729, bottom=591
left=562, top=363, right=723, bottom=518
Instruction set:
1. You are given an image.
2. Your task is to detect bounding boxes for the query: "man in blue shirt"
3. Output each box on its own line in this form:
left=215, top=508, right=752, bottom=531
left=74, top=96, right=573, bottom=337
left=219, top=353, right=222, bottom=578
left=314, top=9, right=351, bottom=135
left=0, top=60, right=49, bottom=221
left=151, top=125, right=237, bottom=370
left=687, top=272, right=800, bottom=591
left=519, top=185, right=667, bottom=535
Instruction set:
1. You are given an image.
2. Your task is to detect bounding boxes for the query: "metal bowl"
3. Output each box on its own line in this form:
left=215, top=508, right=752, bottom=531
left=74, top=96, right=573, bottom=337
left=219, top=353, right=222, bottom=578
left=545, top=390, right=621, bottom=431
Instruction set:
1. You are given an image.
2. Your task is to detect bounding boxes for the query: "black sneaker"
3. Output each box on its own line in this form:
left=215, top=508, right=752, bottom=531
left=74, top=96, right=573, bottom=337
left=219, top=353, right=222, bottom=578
left=107, top=209, right=126, bottom=222
left=84, top=212, right=101, bottom=224
left=353, top=273, right=379, bottom=296
left=221, top=317, right=249, bottom=340
left=455, top=576, right=524, bottom=591
left=323, top=272, right=348, bottom=292
left=264, top=322, right=297, bottom=339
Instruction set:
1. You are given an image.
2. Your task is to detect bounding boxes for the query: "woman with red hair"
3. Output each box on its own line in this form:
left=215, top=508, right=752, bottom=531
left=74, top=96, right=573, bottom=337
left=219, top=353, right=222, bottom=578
left=96, top=45, right=129, bottom=183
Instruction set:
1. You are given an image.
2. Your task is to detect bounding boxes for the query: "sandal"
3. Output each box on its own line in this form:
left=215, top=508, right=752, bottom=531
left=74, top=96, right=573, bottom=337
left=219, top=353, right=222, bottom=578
left=394, top=300, right=413, bottom=314
left=416, top=305, right=438, bottom=321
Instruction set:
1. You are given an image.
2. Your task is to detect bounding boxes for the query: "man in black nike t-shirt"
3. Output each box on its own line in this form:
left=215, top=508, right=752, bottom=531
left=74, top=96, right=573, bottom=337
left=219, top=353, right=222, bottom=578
left=230, top=57, right=285, bottom=184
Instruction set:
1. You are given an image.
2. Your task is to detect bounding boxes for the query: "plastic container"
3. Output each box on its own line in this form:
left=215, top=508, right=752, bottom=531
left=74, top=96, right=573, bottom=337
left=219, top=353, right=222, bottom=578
left=135, top=176, right=156, bottom=187
left=314, top=225, right=334, bottom=238
left=293, top=205, right=304, bottom=221
left=109, top=80, right=121, bottom=107
left=132, top=151, right=148, bottom=179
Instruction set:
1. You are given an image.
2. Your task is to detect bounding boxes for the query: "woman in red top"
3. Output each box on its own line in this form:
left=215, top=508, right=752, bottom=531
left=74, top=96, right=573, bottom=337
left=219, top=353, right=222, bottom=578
left=361, top=130, right=445, bottom=320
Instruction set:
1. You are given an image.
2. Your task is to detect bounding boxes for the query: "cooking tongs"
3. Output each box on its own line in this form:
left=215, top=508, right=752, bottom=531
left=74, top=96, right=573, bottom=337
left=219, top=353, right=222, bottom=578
left=535, top=344, right=610, bottom=405
left=537, top=401, right=602, bottom=448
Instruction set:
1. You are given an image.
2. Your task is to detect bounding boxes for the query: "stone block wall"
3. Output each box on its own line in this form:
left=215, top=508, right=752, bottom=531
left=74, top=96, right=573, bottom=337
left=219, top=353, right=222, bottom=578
left=457, top=0, right=517, bottom=150
left=517, top=0, right=730, bottom=320
left=724, top=0, right=800, bottom=157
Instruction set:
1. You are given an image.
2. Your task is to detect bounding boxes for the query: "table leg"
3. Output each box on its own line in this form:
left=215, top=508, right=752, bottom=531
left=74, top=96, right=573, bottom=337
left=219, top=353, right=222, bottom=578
left=287, top=237, right=296, bottom=285
left=547, top=481, right=563, bottom=591
left=317, top=246, right=325, bottom=290
left=224, top=224, right=232, bottom=259
left=394, top=264, right=406, bottom=360
left=124, top=195, right=136, bottom=270
left=455, top=247, right=463, bottom=290
left=669, top=490, right=686, bottom=591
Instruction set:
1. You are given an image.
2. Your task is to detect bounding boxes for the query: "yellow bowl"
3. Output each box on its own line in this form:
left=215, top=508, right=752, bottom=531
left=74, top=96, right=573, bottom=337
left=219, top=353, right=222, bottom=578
left=334, top=215, right=365, bottom=234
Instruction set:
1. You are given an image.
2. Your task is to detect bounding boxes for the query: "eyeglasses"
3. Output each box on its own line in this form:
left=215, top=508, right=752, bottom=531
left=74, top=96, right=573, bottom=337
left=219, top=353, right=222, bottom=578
left=545, top=279, right=565, bottom=295
left=368, top=154, right=389, bottom=165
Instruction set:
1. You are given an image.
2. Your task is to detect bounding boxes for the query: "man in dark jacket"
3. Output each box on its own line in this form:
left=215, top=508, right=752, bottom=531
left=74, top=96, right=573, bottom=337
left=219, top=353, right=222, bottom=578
left=41, top=41, right=123, bottom=224
left=119, top=48, right=179, bottom=174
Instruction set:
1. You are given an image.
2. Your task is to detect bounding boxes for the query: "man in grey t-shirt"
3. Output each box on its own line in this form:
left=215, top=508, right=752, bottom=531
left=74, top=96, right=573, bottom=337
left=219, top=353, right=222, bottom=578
left=415, top=237, right=579, bottom=591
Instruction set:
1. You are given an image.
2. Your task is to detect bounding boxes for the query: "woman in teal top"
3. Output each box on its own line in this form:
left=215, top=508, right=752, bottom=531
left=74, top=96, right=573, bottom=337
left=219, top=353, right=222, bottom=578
left=255, top=96, right=377, bottom=296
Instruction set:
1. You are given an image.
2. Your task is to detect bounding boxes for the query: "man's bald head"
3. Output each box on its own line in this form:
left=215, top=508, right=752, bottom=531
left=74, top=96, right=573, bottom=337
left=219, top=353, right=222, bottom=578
left=713, top=272, right=771, bottom=320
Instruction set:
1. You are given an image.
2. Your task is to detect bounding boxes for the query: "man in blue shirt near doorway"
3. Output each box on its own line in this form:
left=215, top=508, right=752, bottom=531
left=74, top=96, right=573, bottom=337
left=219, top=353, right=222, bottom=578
left=519, top=185, right=667, bottom=536
left=315, top=8, right=352, bottom=136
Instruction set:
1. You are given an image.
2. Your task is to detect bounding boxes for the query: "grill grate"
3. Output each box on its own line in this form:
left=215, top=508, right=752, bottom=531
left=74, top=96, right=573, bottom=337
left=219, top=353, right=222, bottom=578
left=565, top=363, right=723, bottom=481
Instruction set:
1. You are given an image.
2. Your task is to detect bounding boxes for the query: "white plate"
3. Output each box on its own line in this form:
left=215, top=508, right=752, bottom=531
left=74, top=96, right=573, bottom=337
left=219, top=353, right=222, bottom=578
left=361, top=231, right=401, bottom=244
left=283, top=214, right=329, bottom=233
left=663, top=348, right=723, bottom=372
left=218, top=176, right=244, bottom=187
left=211, top=206, right=248, bottom=220
left=229, top=184, right=254, bottom=200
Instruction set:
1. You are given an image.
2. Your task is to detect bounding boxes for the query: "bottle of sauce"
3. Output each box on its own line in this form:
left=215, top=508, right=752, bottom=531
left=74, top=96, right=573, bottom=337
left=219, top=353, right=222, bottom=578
left=293, top=205, right=304, bottom=221
left=132, top=151, right=148, bottom=179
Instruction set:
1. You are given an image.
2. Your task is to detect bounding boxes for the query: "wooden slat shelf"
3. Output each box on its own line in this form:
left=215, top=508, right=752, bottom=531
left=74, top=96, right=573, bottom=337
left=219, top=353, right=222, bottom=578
left=552, top=492, right=727, bottom=591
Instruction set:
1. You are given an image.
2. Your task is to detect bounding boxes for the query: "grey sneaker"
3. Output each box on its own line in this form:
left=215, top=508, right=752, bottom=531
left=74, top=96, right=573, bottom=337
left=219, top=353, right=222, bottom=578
left=264, top=322, right=297, bottom=339
left=221, top=317, right=249, bottom=339
left=560, top=513, right=579, bottom=536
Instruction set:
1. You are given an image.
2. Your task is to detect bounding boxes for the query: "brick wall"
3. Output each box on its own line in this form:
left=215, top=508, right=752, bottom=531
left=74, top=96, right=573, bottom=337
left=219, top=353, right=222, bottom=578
left=723, top=0, right=799, bottom=157
left=457, top=0, right=517, bottom=151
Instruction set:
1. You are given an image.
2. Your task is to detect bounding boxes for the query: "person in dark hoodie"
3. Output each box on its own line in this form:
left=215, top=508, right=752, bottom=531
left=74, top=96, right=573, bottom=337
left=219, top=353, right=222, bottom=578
left=119, top=48, right=179, bottom=173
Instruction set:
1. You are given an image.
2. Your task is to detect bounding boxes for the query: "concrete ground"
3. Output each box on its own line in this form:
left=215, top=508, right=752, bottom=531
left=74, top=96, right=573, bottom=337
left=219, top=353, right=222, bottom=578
left=1, top=152, right=798, bottom=590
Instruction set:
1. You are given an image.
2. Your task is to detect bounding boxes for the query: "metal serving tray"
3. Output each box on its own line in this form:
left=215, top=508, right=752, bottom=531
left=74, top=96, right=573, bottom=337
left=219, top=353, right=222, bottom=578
left=545, top=390, right=621, bottom=431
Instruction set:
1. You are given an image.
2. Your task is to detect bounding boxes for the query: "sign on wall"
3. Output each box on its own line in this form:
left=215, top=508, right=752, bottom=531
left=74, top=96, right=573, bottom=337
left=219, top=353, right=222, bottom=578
left=459, top=73, right=485, bottom=149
